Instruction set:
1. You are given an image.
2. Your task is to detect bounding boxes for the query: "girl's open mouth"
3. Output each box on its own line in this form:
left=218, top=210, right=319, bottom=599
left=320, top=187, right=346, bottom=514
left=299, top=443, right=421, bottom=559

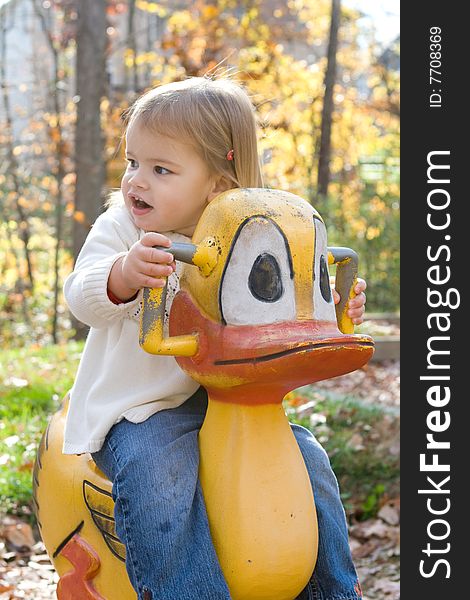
left=130, top=195, right=153, bottom=215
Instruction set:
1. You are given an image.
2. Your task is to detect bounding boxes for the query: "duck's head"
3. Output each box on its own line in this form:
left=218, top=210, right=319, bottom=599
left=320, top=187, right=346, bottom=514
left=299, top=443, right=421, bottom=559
left=142, top=188, right=374, bottom=402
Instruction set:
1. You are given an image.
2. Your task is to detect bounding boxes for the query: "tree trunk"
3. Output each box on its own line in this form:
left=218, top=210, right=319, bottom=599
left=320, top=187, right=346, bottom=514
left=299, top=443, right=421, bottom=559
left=73, top=0, right=107, bottom=339
left=0, top=9, right=35, bottom=293
left=317, top=0, right=341, bottom=205
left=127, top=0, right=139, bottom=93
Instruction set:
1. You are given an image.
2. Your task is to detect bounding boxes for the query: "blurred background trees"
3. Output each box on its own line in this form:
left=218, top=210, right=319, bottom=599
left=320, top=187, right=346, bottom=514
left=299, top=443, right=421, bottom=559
left=0, top=0, right=399, bottom=346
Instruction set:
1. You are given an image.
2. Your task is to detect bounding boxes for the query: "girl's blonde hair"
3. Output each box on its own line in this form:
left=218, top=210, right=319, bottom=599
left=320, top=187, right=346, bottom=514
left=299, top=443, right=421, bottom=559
left=118, top=76, right=263, bottom=194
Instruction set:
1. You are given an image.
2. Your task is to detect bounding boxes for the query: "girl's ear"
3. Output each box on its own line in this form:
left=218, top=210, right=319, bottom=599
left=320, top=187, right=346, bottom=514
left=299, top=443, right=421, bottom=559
left=207, top=176, right=233, bottom=203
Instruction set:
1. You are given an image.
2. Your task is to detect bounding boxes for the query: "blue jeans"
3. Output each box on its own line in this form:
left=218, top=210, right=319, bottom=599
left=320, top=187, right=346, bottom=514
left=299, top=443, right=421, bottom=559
left=92, top=388, right=361, bottom=600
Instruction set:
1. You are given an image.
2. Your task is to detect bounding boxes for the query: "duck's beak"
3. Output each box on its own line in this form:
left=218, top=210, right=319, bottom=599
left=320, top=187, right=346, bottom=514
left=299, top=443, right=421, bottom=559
left=170, top=291, right=374, bottom=402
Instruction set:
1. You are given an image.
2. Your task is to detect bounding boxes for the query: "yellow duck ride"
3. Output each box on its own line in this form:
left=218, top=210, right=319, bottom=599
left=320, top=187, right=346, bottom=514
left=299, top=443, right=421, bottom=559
left=34, top=188, right=374, bottom=600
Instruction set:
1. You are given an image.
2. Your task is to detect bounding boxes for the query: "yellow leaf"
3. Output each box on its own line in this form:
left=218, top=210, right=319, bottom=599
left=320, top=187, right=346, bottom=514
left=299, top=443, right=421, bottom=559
left=366, top=226, right=381, bottom=240
left=63, top=173, right=76, bottom=186
left=202, top=5, right=219, bottom=19
left=136, top=0, right=166, bottom=14
left=74, top=211, right=86, bottom=224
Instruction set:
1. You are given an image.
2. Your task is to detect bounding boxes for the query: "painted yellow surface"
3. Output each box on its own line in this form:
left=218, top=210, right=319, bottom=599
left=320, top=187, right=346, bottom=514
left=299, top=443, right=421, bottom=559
left=34, top=397, right=135, bottom=599
left=139, top=287, right=199, bottom=356
left=340, top=276, right=358, bottom=335
left=199, top=400, right=318, bottom=600
left=327, top=250, right=356, bottom=334
left=182, top=188, right=324, bottom=322
left=37, top=187, right=372, bottom=599
left=140, top=326, right=199, bottom=356
left=139, top=237, right=219, bottom=355
left=192, top=236, right=219, bottom=276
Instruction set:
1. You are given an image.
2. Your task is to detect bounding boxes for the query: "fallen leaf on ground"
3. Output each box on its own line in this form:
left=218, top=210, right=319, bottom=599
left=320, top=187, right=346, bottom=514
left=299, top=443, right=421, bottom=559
left=0, top=517, right=35, bottom=553
left=378, top=502, right=400, bottom=526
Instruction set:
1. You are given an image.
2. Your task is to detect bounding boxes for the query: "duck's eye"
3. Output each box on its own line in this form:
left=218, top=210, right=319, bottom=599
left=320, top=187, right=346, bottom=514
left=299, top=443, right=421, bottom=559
left=219, top=216, right=296, bottom=326
left=319, top=255, right=331, bottom=303
left=313, top=217, right=336, bottom=322
left=248, top=253, right=283, bottom=302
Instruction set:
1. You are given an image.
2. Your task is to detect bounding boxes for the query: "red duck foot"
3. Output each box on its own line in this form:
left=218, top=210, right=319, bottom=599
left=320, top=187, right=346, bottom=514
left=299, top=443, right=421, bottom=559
left=56, top=532, right=105, bottom=600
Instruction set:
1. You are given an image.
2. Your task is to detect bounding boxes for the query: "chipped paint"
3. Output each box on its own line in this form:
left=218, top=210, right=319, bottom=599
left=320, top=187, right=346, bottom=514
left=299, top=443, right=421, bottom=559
left=327, top=248, right=358, bottom=334
left=140, top=283, right=198, bottom=356
left=192, top=236, right=219, bottom=276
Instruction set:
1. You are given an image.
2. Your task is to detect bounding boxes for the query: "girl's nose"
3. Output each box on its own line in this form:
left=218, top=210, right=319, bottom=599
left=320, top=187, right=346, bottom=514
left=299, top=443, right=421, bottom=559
left=128, top=169, right=149, bottom=189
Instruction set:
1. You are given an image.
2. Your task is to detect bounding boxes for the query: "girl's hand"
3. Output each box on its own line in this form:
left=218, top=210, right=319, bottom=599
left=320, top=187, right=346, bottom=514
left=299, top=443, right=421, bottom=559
left=109, top=233, right=176, bottom=301
left=122, top=232, right=176, bottom=290
left=331, top=277, right=367, bottom=326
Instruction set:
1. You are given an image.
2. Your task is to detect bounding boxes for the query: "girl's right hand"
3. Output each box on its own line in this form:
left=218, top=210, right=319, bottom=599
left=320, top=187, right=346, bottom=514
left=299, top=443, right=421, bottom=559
left=108, top=233, right=176, bottom=302
left=121, top=232, right=176, bottom=291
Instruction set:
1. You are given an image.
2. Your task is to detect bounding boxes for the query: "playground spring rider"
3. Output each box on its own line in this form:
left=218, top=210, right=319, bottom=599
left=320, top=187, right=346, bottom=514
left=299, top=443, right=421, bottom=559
left=34, top=188, right=374, bottom=600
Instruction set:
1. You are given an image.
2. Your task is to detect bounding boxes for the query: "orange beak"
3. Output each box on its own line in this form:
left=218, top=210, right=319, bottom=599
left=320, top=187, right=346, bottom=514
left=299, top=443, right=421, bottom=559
left=171, top=291, right=374, bottom=404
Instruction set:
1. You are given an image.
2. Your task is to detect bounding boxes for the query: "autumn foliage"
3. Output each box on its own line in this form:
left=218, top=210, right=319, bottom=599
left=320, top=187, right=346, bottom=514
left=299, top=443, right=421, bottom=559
left=0, top=0, right=399, bottom=346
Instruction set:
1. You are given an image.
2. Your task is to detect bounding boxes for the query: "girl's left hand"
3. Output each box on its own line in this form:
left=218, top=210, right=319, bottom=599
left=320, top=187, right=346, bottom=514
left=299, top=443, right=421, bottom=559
left=331, top=277, right=367, bottom=326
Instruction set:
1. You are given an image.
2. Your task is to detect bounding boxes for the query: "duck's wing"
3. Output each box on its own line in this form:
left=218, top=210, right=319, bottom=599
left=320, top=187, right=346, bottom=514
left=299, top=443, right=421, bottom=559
left=83, top=480, right=126, bottom=562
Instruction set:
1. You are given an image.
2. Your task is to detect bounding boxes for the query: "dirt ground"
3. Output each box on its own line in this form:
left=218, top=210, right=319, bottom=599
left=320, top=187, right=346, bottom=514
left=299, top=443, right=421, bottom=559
left=316, top=359, right=400, bottom=600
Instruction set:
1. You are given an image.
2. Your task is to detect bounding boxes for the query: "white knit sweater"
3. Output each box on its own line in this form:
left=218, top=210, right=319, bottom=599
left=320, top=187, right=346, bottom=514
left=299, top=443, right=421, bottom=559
left=62, top=204, right=199, bottom=454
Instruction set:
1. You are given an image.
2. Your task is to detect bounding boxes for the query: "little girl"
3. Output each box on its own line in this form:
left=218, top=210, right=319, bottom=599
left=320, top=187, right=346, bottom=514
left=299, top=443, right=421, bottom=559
left=64, top=76, right=367, bottom=600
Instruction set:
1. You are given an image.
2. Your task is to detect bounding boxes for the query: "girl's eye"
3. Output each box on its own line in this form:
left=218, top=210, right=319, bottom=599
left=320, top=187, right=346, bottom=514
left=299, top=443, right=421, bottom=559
left=154, top=165, right=171, bottom=175
left=126, top=158, right=138, bottom=168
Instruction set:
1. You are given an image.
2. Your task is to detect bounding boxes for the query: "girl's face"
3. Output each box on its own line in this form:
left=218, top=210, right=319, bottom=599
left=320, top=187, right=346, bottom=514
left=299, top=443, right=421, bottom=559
left=122, top=120, right=223, bottom=236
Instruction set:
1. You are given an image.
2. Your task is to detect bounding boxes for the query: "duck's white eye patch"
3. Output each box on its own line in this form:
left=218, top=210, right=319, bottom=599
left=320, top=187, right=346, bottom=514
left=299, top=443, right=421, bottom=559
left=220, top=216, right=296, bottom=325
left=313, top=217, right=336, bottom=322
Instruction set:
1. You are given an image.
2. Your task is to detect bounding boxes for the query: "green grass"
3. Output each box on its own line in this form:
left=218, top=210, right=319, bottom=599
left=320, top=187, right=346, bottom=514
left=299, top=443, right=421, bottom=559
left=286, top=388, right=400, bottom=519
left=1, top=342, right=399, bottom=522
left=0, top=342, right=83, bottom=515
